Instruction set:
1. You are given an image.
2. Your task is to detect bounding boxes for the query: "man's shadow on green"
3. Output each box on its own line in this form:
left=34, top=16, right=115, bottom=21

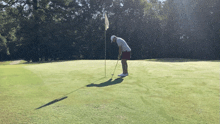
left=86, top=77, right=124, bottom=87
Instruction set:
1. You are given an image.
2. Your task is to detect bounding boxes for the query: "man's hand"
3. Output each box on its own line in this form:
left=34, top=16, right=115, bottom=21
left=118, top=54, right=121, bottom=59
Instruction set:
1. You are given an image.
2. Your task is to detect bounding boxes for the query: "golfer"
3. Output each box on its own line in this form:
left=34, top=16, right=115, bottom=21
left=111, top=35, right=131, bottom=77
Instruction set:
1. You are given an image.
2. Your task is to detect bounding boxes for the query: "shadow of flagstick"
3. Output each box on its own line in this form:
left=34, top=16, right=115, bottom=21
left=35, top=77, right=106, bottom=110
left=63, top=77, right=106, bottom=96
left=35, top=96, right=68, bottom=110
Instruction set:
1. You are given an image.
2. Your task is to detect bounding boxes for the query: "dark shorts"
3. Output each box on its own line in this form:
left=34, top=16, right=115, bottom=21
left=122, top=51, right=131, bottom=60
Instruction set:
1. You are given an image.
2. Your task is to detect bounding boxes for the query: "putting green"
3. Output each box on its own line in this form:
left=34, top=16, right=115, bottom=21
left=0, top=60, right=219, bottom=124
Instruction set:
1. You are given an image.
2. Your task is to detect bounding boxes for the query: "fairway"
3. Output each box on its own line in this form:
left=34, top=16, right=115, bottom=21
left=0, top=60, right=219, bottom=124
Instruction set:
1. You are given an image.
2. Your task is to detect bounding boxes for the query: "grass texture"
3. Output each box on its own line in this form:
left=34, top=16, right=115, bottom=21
left=0, top=60, right=219, bottom=124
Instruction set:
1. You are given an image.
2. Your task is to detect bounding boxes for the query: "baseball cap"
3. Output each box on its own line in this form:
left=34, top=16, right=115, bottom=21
left=111, top=35, right=116, bottom=43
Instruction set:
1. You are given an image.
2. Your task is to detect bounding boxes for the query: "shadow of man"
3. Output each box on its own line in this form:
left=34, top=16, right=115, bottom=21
left=86, top=77, right=124, bottom=87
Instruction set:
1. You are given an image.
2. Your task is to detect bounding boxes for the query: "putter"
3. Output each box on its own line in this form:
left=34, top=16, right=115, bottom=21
left=111, top=58, right=120, bottom=79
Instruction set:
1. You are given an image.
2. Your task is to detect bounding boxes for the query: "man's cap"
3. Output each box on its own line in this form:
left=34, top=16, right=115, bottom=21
left=111, top=35, right=116, bottom=43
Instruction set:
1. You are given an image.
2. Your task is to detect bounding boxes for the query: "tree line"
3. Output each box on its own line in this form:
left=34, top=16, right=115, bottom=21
left=0, top=0, right=219, bottom=62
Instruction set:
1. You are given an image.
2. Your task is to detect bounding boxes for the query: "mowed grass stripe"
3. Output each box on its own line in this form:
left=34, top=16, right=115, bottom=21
left=0, top=60, right=219, bottom=124
left=0, top=65, right=46, bottom=123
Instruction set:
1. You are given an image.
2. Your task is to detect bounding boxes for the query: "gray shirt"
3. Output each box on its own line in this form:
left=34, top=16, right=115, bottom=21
left=116, top=37, right=131, bottom=52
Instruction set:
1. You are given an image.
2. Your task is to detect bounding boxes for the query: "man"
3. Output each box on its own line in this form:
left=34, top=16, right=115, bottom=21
left=111, top=35, right=131, bottom=77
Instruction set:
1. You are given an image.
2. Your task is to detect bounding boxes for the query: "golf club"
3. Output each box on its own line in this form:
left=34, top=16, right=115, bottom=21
left=111, top=58, right=120, bottom=79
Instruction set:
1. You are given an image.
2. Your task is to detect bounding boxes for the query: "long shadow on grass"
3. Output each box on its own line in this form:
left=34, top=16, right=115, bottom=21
left=86, top=77, right=124, bottom=87
left=35, top=77, right=106, bottom=110
left=35, top=96, right=68, bottom=110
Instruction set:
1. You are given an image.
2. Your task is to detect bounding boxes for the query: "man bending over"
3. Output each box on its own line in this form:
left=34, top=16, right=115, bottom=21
left=111, top=35, right=131, bottom=77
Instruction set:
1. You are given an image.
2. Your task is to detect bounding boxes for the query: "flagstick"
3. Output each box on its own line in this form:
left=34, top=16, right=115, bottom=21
left=104, top=12, right=109, bottom=77
left=105, top=30, right=106, bottom=77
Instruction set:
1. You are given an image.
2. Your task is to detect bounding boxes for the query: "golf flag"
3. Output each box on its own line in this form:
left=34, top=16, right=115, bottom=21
left=104, top=13, right=109, bottom=77
left=105, top=13, right=109, bottom=30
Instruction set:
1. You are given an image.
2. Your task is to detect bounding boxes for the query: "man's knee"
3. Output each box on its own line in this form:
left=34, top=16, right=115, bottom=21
left=122, top=59, right=127, bottom=64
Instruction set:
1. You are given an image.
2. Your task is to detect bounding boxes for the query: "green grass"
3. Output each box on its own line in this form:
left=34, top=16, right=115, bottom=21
left=0, top=60, right=219, bottom=124
left=0, top=61, right=12, bottom=65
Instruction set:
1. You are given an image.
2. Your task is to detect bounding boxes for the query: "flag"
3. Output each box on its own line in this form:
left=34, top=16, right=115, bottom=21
left=104, top=13, right=109, bottom=77
left=105, top=13, right=109, bottom=31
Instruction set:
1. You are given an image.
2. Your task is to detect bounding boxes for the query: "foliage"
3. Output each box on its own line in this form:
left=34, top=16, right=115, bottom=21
left=0, top=0, right=219, bottom=61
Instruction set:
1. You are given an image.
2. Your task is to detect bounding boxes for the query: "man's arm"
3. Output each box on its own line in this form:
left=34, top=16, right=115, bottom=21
left=118, top=46, right=122, bottom=59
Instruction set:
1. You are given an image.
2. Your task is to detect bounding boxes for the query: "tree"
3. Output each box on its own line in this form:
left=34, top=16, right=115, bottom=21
left=159, top=0, right=182, bottom=58
left=192, top=0, right=220, bottom=59
left=1, top=0, right=219, bottom=61
left=0, top=7, right=18, bottom=60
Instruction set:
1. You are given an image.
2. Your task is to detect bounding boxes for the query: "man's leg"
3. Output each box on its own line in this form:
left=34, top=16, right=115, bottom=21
left=122, top=59, right=128, bottom=74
